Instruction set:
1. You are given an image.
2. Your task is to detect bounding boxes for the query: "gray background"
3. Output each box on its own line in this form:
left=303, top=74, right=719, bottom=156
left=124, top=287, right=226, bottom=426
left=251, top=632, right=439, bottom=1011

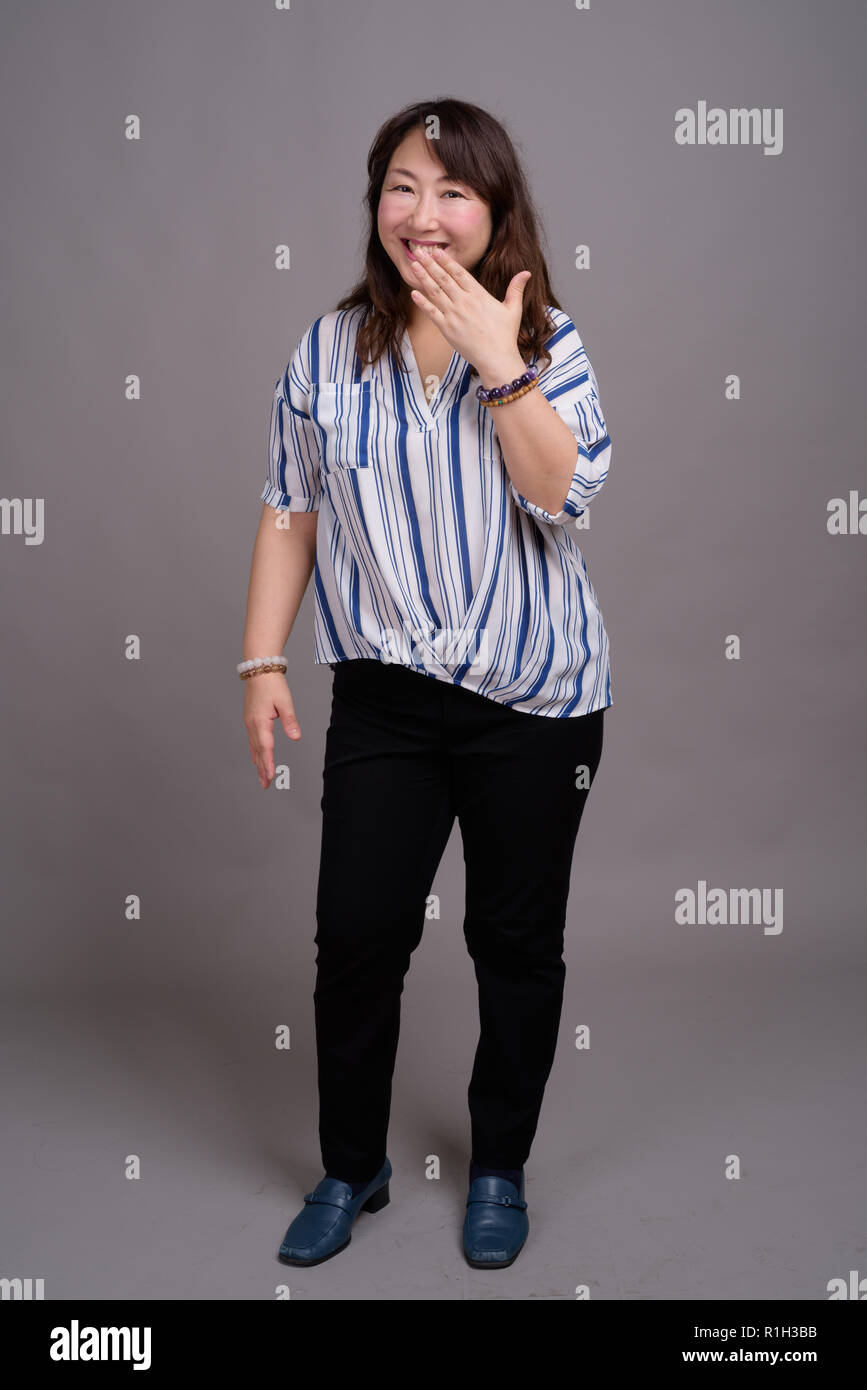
left=1, top=0, right=865, bottom=1300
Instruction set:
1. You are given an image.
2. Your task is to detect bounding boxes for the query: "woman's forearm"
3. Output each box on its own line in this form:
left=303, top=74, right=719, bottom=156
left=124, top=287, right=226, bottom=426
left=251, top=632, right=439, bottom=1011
left=242, top=505, right=318, bottom=659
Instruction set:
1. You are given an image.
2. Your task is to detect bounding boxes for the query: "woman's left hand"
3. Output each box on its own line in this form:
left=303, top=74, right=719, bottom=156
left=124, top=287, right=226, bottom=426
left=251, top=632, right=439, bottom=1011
left=407, top=246, right=530, bottom=378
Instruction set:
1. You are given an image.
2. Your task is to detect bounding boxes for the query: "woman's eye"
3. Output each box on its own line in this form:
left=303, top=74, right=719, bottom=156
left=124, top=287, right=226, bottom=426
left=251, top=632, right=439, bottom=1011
left=389, top=185, right=466, bottom=198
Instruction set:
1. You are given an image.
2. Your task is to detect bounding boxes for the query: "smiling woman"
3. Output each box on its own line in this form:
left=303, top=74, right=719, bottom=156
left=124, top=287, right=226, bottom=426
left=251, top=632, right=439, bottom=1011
left=337, top=99, right=566, bottom=377
left=243, top=96, right=614, bottom=1275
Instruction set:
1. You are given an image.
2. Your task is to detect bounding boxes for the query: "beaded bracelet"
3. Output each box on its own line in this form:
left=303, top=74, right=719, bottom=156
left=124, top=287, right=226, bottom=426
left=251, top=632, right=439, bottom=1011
left=476, top=364, right=539, bottom=407
left=237, top=656, right=287, bottom=680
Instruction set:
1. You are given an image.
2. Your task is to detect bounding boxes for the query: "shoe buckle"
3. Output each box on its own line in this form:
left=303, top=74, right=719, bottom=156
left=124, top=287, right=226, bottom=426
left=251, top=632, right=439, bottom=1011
left=467, top=1191, right=527, bottom=1210
left=303, top=1189, right=352, bottom=1212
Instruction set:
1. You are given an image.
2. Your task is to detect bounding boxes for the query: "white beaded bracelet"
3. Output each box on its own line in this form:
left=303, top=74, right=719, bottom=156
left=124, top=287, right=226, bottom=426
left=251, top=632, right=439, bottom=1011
left=237, top=656, right=288, bottom=680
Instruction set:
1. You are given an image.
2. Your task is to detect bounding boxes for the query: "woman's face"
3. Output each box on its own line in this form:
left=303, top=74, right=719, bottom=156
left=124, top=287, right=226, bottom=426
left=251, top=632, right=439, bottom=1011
left=378, top=127, right=493, bottom=297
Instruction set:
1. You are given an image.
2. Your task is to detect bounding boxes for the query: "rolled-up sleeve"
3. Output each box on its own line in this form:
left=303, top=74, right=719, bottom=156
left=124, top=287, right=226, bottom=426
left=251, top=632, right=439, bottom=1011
left=508, top=312, right=612, bottom=526
left=260, top=321, right=322, bottom=512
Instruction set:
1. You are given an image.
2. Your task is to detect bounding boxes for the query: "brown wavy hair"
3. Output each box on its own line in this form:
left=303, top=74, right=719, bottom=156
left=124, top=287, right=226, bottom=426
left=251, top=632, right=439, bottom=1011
left=334, top=97, right=565, bottom=379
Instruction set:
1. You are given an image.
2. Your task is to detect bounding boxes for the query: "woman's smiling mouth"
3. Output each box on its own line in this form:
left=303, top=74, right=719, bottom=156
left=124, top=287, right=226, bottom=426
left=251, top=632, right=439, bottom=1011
left=401, top=238, right=449, bottom=260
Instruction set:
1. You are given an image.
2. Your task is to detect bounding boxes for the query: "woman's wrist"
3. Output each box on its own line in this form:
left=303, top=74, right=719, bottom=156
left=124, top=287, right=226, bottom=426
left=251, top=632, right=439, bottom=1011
left=237, top=656, right=287, bottom=680
left=476, top=351, right=527, bottom=389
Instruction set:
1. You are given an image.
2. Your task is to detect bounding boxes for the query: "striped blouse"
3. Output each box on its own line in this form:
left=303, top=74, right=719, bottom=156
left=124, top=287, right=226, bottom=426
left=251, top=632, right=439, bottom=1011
left=261, top=303, right=613, bottom=718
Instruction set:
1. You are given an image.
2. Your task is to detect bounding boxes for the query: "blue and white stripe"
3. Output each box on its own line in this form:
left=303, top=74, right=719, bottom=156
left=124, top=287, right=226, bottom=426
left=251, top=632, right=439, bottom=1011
left=262, top=304, right=612, bottom=717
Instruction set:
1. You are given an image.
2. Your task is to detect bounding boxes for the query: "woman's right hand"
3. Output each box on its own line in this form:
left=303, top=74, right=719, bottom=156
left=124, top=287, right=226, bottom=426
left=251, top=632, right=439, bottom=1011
left=243, top=672, right=302, bottom=789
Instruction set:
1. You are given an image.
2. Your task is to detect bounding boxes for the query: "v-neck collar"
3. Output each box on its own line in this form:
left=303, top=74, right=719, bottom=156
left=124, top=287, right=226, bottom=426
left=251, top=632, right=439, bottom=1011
left=397, top=324, right=463, bottom=427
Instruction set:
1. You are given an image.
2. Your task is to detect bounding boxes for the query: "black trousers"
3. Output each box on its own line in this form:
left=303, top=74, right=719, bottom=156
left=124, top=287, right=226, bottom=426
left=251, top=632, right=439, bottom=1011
left=313, top=658, right=606, bottom=1179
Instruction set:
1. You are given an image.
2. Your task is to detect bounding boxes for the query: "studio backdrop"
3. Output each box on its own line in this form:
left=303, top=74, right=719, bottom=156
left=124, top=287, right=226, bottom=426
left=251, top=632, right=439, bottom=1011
left=1, top=0, right=865, bottom=1305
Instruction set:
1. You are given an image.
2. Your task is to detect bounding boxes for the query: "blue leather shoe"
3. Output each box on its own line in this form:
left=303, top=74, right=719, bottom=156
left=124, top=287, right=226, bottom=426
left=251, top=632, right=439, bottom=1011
left=463, top=1172, right=529, bottom=1268
left=277, top=1157, right=392, bottom=1267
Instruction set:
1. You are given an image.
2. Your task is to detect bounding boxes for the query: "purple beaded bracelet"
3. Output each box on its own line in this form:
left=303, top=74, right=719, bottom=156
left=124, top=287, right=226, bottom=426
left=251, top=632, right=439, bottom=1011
left=476, top=364, right=538, bottom=405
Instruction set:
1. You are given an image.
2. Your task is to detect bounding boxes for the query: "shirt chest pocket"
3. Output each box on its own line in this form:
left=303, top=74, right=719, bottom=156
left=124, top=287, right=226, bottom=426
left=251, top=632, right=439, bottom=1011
left=310, top=380, right=376, bottom=472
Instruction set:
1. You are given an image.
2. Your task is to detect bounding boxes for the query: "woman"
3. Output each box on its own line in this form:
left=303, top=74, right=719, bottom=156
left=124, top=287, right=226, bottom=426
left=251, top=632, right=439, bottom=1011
left=241, top=97, right=613, bottom=1271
